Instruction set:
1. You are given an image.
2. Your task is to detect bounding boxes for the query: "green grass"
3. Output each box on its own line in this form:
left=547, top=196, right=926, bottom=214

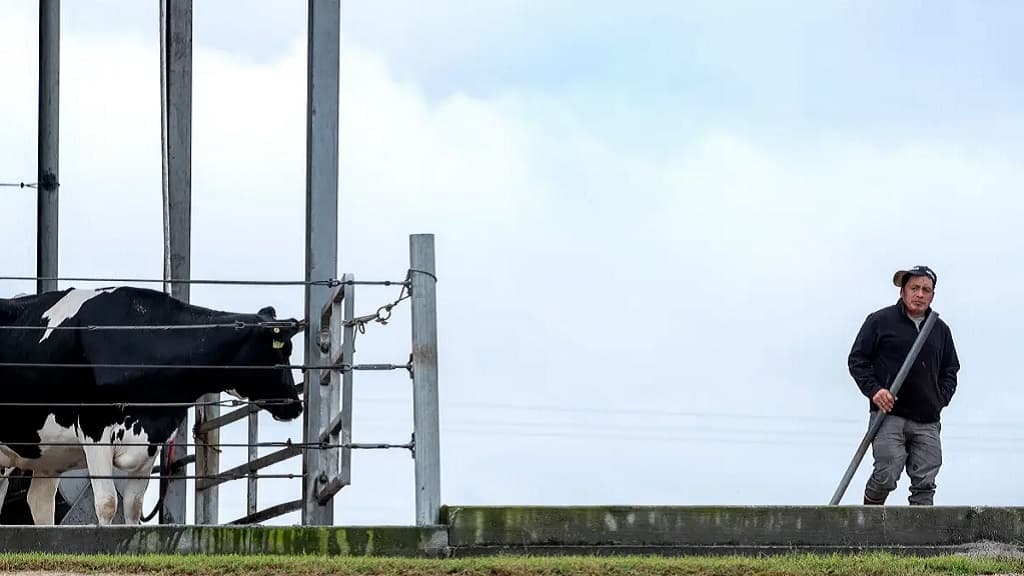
left=0, top=554, right=1021, bottom=576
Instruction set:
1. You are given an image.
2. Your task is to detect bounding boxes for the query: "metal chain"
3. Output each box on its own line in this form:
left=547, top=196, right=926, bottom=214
left=344, top=272, right=413, bottom=339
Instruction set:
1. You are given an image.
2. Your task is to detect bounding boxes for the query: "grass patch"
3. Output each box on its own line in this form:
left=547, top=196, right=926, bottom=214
left=0, top=553, right=1020, bottom=576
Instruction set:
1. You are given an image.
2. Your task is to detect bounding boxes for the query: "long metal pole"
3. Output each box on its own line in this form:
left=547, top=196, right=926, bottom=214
left=160, top=0, right=193, bottom=524
left=410, top=234, right=440, bottom=525
left=302, top=0, right=340, bottom=526
left=37, top=0, right=59, bottom=295
left=829, top=311, right=940, bottom=505
left=339, top=276, right=355, bottom=487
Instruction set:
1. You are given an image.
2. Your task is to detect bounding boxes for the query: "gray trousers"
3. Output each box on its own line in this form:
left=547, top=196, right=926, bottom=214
left=864, top=414, right=942, bottom=506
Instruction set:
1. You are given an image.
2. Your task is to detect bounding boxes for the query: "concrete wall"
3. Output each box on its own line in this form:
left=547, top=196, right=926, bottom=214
left=3, top=507, right=1024, bottom=556
left=0, top=526, right=447, bottom=556
left=444, top=506, right=1024, bottom=556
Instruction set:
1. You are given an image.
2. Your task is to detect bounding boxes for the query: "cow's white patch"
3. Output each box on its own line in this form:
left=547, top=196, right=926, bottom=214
left=0, top=413, right=85, bottom=471
left=0, top=468, right=13, bottom=515
left=82, top=420, right=162, bottom=526
left=75, top=419, right=162, bottom=471
left=224, top=389, right=242, bottom=400
left=39, top=288, right=116, bottom=342
left=107, top=425, right=156, bottom=471
left=0, top=414, right=164, bottom=474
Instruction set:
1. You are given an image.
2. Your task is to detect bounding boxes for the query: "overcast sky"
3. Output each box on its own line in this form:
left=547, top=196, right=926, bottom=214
left=2, top=1, right=1024, bottom=525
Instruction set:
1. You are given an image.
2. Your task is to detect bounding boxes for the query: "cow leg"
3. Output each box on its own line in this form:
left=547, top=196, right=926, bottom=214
left=121, top=459, right=155, bottom=525
left=0, top=468, right=14, bottom=514
left=83, top=444, right=118, bottom=525
left=26, top=476, right=59, bottom=525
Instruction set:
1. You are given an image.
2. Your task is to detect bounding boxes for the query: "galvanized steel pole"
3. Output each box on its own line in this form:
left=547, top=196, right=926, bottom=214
left=410, top=234, right=440, bottom=525
left=302, top=0, right=340, bottom=526
left=829, top=311, right=939, bottom=505
left=37, top=0, right=59, bottom=295
left=338, top=275, right=355, bottom=487
left=160, top=0, right=194, bottom=524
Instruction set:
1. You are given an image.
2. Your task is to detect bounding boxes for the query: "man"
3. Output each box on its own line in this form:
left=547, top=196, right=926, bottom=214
left=848, top=265, right=960, bottom=506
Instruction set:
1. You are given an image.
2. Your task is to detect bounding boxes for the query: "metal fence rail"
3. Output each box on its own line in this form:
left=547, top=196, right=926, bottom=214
left=0, top=440, right=404, bottom=450
left=0, top=320, right=304, bottom=332
left=0, top=275, right=407, bottom=287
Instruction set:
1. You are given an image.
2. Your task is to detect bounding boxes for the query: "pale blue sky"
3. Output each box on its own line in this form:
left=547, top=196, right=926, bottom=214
left=57, top=1, right=1024, bottom=147
left=363, top=0, right=1024, bottom=154
left=2, top=1, right=1024, bottom=525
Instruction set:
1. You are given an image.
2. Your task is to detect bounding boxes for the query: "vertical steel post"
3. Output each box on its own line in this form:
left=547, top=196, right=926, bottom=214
left=410, top=234, right=440, bottom=525
left=302, top=0, right=340, bottom=526
left=160, top=0, right=194, bottom=525
left=247, top=411, right=259, bottom=516
left=37, top=0, right=59, bottom=294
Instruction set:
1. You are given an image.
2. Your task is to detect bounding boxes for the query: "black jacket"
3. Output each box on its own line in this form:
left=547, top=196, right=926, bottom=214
left=848, top=301, right=960, bottom=423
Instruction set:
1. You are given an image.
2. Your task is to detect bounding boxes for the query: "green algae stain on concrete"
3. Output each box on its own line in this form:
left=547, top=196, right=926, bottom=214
left=334, top=527, right=350, bottom=555
left=276, top=526, right=287, bottom=553
left=319, top=526, right=330, bottom=554
left=0, top=525, right=445, bottom=557
left=346, top=527, right=370, bottom=555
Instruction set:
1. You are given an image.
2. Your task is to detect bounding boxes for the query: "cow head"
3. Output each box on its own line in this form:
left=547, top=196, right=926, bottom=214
left=228, top=306, right=303, bottom=422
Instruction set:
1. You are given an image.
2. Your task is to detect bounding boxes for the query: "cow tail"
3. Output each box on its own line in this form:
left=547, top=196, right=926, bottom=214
left=140, top=439, right=174, bottom=523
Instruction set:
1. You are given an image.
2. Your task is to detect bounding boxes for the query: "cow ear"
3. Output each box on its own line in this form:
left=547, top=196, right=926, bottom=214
left=258, top=306, right=277, bottom=319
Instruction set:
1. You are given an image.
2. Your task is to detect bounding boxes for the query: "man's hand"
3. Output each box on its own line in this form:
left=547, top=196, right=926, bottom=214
left=872, top=389, right=896, bottom=413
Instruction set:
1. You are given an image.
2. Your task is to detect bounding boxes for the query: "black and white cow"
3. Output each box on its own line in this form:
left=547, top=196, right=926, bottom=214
left=0, top=286, right=303, bottom=525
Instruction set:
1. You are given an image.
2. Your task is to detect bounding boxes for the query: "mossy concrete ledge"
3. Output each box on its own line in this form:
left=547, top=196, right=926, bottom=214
left=442, top=506, right=1024, bottom=554
left=0, top=525, right=448, bottom=556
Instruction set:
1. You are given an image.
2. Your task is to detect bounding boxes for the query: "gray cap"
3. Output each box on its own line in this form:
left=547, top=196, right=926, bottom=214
left=892, top=265, right=937, bottom=287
